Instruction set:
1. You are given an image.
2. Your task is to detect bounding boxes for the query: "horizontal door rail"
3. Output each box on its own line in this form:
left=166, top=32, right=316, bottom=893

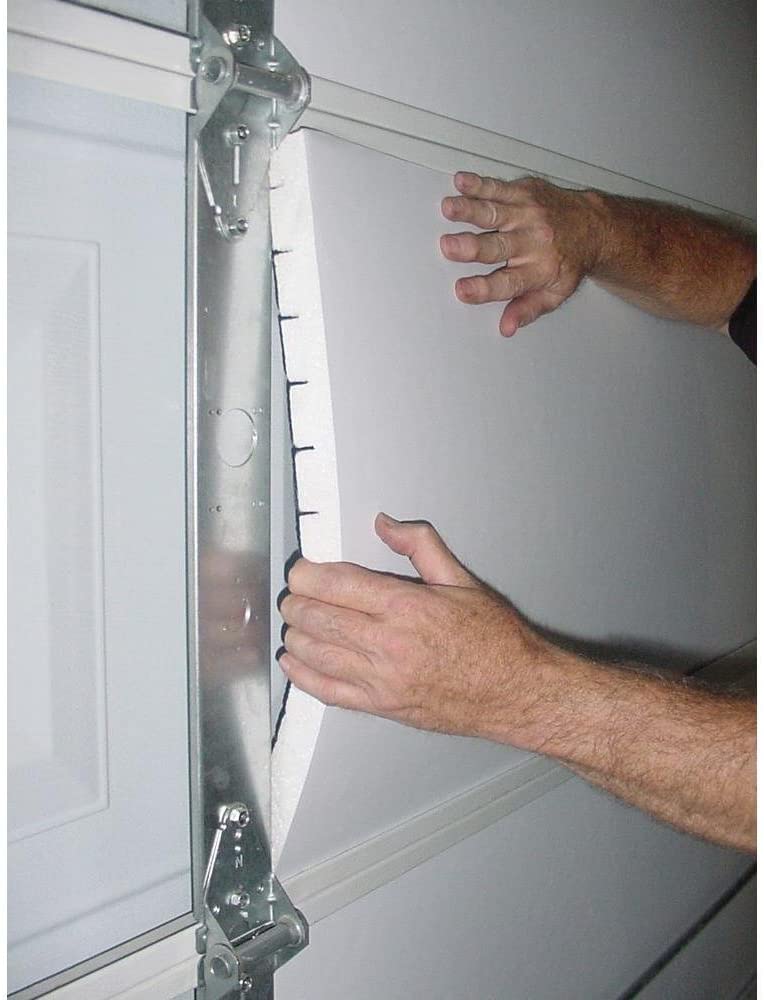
left=8, top=0, right=753, bottom=226
left=8, top=0, right=194, bottom=111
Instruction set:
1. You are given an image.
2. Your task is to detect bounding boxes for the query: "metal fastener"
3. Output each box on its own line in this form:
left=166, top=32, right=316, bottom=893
left=226, top=23, right=252, bottom=46
left=200, top=57, right=227, bottom=84
left=228, top=218, right=249, bottom=237
left=240, top=976, right=254, bottom=993
left=209, top=953, right=236, bottom=979
left=225, top=123, right=251, bottom=146
left=228, top=805, right=250, bottom=828
left=229, top=890, right=251, bottom=908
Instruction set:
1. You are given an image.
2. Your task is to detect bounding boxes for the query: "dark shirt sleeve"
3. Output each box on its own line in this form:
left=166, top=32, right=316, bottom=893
left=728, top=281, right=756, bottom=364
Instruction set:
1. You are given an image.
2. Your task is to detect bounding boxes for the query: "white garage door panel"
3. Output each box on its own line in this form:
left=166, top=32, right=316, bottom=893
left=277, top=0, right=756, bottom=217
left=70, top=0, right=187, bottom=30
left=635, top=877, right=756, bottom=999
left=279, top=779, right=752, bottom=1000
left=8, top=75, right=191, bottom=992
left=271, top=130, right=755, bottom=877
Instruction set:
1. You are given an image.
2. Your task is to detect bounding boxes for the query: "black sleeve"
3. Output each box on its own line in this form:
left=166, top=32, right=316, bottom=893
left=728, top=281, right=756, bottom=364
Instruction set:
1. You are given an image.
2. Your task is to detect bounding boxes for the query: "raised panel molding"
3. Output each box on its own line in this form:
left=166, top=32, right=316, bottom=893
left=8, top=235, right=109, bottom=843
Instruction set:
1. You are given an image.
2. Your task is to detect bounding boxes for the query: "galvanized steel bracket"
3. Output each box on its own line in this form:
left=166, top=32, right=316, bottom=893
left=191, top=2, right=310, bottom=239
left=197, top=804, right=308, bottom=999
left=188, top=2, right=309, bottom=998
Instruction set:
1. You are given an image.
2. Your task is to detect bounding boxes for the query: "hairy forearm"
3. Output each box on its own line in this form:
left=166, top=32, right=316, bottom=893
left=487, top=648, right=756, bottom=852
left=584, top=191, right=756, bottom=329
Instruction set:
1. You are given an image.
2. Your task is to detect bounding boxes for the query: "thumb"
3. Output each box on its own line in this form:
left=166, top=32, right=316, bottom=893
left=499, top=289, right=560, bottom=337
left=374, top=513, right=476, bottom=587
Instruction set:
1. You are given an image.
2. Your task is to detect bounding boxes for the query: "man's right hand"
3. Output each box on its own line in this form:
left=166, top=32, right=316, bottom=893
left=440, top=172, right=606, bottom=336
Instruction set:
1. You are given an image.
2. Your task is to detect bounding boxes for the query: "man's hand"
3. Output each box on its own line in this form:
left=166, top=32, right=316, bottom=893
left=279, top=515, right=755, bottom=851
left=279, top=513, right=549, bottom=744
left=440, top=172, right=605, bottom=337
left=441, top=171, right=756, bottom=335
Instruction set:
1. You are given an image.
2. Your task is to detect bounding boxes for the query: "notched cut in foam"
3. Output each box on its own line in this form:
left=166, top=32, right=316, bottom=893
left=270, top=130, right=342, bottom=865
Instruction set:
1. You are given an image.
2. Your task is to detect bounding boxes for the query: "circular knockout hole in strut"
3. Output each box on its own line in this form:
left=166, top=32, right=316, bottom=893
left=216, top=408, right=258, bottom=467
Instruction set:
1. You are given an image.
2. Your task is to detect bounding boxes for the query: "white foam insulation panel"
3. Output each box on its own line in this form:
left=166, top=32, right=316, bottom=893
left=269, top=129, right=755, bottom=873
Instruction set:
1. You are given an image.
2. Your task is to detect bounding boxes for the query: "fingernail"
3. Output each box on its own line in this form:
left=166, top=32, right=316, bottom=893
left=440, top=234, right=456, bottom=252
left=377, top=511, right=398, bottom=526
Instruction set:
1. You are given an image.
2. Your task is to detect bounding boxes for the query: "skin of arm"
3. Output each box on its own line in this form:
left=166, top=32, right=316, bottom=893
left=440, top=172, right=756, bottom=336
left=280, top=514, right=756, bottom=854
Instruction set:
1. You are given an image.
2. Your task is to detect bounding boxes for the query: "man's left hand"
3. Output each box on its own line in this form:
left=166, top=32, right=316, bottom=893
left=279, top=513, right=549, bottom=745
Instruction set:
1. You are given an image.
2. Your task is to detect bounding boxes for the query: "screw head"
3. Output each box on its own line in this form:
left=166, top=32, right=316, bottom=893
left=236, top=124, right=250, bottom=141
left=240, top=976, right=254, bottom=992
left=229, top=218, right=249, bottom=237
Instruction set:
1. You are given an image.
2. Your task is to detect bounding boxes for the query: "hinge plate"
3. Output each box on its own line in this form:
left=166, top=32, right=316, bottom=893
left=190, top=10, right=309, bottom=240
left=197, top=804, right=307, bottom=1000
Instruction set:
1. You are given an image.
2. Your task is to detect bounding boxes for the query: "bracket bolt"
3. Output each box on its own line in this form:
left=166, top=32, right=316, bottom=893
left=228, top=805, right=250, bottom=827
left=229, top=890, right=251, bottom=908
left=229, top=219, right=249, bottom=237
left=240, top=976, right=254, bottom=993
left=225, top=124, right=251, bottom=146
left=226, top=23, right=252, bottom=46
left=209, top=953, right=236, bottom=979
left=200, top=57, right=227, bottom=84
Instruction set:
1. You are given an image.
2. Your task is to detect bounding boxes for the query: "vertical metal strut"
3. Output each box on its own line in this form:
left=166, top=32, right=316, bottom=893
left=187, top=3, right=310, bottom=997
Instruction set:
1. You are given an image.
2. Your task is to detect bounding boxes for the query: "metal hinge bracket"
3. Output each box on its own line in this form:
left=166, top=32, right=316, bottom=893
left=197, top=803, right=308, bottom=999
left=190, top=6, right=310, bottom=240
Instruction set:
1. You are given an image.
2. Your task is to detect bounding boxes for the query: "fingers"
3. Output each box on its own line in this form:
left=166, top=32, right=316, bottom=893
left=375, top=513, right=476, bottom=587
left=279, top=653, right=366, bottom=710
left=283, top=626, right=367, bottom=681
left=280, top=593, right=378, bottom=652
left=500, top=289, right=562, bottom=337
left=454, top=172, right=532, bottom=203
left=442, top=194, right=525, bottom=231
left=440, top=228, right=537, bottom=266
left=287, top=557, right=398, bottom=614
left=455, top=263, right=547, bottom=306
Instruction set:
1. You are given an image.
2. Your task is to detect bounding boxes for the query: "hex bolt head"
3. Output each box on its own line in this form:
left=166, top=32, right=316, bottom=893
left=229, top=889, right=251, bottom=908
left=229, top=219, right=249, bottom=237
left=226, top=23, right=252, bottom=46
left=240, top=976, right=254, bottom=993
left=228, top=805, right=250, bottom=827
left=225, top=124, right=251, bottom=147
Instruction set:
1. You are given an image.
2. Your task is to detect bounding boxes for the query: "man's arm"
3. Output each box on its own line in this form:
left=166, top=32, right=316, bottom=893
left=279, top=515, right=756, bottom=854
left=440, top=173, right=756, bottom=336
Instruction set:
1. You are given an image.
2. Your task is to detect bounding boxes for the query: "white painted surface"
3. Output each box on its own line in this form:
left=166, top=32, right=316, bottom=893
left=271, top=130, right=755, bottom=880
left=277, top=0, right=756, bottom=217
left=34, top=929, right=198, bottom=1000
left=8, top=0, right=193, bottom=112
left=8, top=75, right=191, bottom=991
left=635, top=877, right=756, bottom=999
left=277, top=777, right=752, bottom=1000
left=70, top=0, right=187, bottom=31
left=301, top=79, right=751, bottom=224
